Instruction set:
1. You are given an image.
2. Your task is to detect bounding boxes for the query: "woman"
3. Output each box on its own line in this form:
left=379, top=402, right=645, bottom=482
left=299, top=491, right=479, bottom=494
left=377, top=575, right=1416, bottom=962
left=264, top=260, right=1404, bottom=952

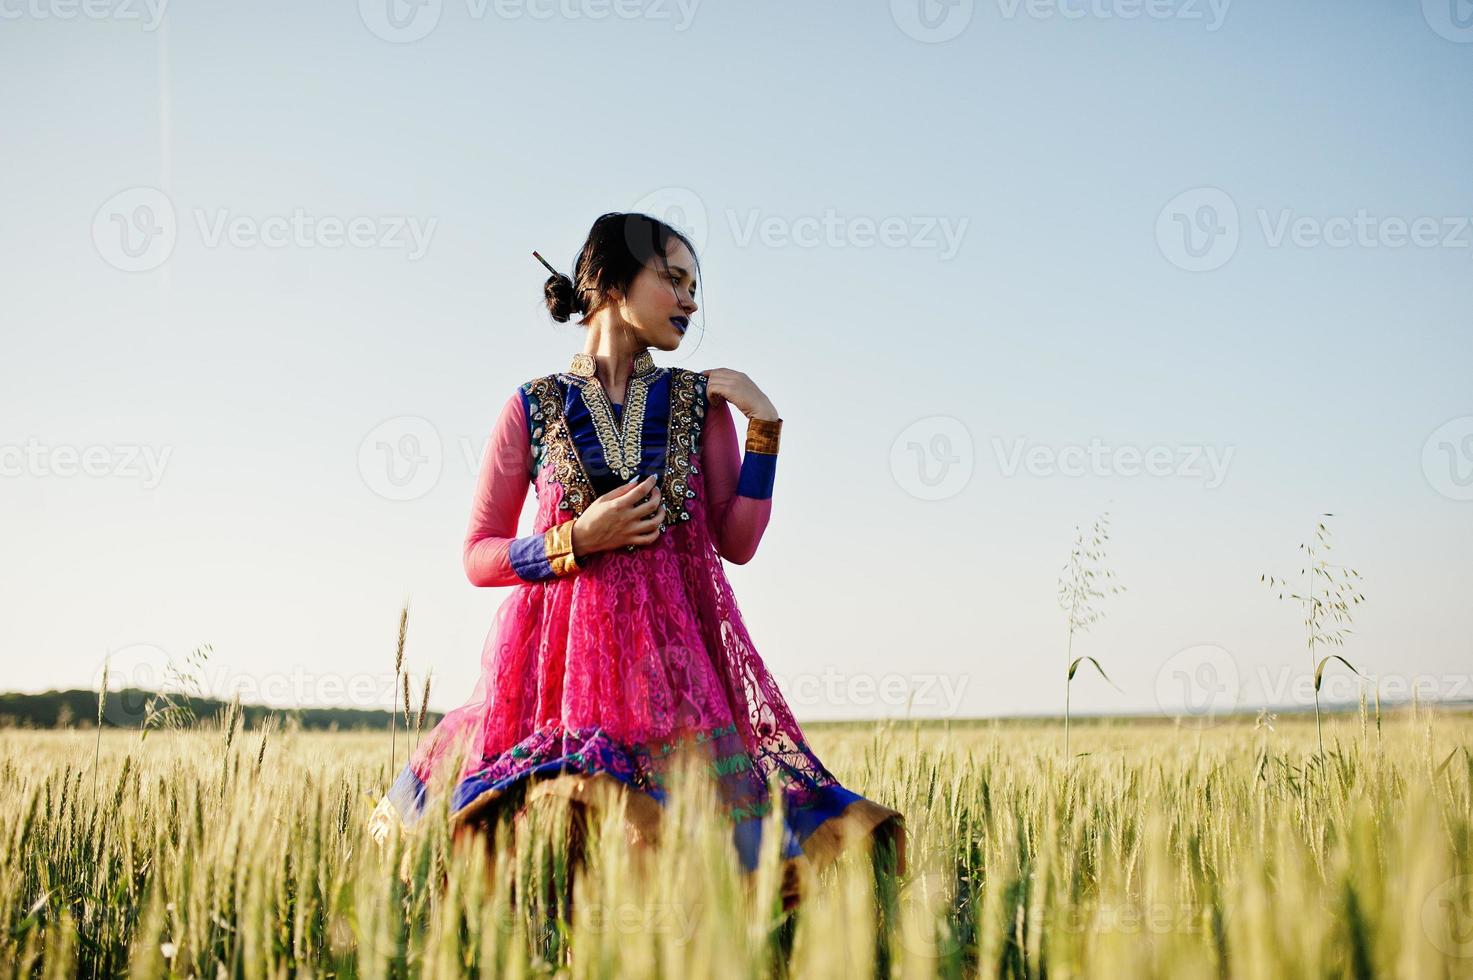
left=378, top=212, right=905, bottom=907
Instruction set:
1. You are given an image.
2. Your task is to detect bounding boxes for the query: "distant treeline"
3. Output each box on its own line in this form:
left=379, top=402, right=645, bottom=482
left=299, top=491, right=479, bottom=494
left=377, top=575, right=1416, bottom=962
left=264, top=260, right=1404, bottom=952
left=0, top=688, right=441, bottom=732
left=3, top=688, right=1466, bottom=733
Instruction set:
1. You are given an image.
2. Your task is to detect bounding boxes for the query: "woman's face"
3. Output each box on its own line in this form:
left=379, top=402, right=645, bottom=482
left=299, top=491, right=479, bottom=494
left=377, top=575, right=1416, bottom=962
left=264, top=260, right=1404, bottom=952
left=613, top=237, right=699, bottom=352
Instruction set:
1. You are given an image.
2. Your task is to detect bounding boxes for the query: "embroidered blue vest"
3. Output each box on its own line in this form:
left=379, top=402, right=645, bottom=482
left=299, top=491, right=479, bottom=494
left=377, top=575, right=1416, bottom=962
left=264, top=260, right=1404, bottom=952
left=519, top=365, right=708, bottom=534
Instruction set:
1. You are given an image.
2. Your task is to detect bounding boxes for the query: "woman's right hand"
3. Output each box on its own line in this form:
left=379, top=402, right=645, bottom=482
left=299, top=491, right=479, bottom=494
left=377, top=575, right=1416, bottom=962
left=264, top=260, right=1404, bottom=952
left=571, top=475, right=665, bottom=557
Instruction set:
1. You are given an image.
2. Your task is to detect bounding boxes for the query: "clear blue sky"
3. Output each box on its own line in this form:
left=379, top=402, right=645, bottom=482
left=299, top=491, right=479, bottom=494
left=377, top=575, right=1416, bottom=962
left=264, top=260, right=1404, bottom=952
left=2, top=0, right=1470, bottom=721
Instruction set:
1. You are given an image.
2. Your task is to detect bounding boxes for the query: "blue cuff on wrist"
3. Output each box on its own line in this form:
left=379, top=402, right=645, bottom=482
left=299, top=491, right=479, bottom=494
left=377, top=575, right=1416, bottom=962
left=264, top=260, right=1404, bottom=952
left=509, top=534, right=554, bottom=581
left=736, top=451, right=777, bottom=499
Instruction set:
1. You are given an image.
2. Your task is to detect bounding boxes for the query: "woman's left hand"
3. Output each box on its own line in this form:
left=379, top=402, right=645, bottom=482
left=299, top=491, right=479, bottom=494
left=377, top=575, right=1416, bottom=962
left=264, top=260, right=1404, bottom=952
left=702, top=368, right=780, bottom=422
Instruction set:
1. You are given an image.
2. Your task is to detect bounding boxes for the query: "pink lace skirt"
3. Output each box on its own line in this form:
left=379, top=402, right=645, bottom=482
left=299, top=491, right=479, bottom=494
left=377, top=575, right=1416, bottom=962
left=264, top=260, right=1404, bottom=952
left=388, top=469, right=905, bottom=893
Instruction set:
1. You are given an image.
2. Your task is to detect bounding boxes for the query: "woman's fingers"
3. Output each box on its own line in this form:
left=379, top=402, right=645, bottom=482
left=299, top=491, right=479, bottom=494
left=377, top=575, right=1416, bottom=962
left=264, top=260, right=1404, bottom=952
left=630, top=486, right=663, bottom=516
left=608, top=475, right=665, bottom=547
left=602, top=475, right=648, bottom=501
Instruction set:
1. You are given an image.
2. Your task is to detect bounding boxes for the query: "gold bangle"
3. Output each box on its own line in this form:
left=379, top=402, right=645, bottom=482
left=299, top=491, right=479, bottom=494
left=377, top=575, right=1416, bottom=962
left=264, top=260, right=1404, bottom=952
left=745, top=417, right=782, bottom=455
left=546, top=521, right=580, bottom=576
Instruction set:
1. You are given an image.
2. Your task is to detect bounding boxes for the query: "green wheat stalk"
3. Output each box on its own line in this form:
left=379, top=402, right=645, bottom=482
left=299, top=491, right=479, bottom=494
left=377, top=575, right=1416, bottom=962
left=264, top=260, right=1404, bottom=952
left=1262, top=513, right=1367, bottom=758
left=415, top=670, right=432, bottom=753
left=1058, top=511, right=1125, bottom=757
left=389, top=597, right=410, bottom=786
left=92, top=654, right=109, bottom=812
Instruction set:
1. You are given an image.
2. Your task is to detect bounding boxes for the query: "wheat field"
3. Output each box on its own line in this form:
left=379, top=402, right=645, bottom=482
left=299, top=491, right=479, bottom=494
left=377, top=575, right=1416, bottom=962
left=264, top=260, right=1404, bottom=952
left=2, top=710, right=1471, bottom=978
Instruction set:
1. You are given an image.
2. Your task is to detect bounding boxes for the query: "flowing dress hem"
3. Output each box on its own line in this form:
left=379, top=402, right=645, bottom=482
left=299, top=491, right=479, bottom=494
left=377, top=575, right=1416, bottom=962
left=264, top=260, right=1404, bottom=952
left=385, top=761, right=907, bottom=907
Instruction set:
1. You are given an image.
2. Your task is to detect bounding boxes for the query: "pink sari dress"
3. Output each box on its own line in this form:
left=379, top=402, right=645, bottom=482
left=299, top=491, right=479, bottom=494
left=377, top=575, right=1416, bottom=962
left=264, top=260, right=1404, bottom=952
left=387, top=349, right=905, bottom=890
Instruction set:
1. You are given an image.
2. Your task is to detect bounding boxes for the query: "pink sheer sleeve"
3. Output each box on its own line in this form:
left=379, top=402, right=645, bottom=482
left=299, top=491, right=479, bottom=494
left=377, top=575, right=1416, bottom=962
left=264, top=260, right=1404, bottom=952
left=699, top=396, right=778, bottom=565
left=463, top=390, right=579, bottom=587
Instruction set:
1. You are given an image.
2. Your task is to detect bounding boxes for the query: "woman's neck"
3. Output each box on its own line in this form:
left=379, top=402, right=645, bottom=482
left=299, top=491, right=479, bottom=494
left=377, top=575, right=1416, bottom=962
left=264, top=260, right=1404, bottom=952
left=579, top=319, right=647, bottom=405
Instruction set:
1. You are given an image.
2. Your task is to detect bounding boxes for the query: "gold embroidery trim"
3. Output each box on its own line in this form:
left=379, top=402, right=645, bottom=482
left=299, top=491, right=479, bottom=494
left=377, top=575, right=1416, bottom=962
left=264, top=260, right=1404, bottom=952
left=567, top=349, right=659, bottom=483
left=568, top=348, right=655, bottom=379
left=659, top=369, right=705, bottom=532
left=522, top=375, right=596, bottom=518
left=522, top=365, right=706, bottom=535
left=544, top=520, right=580, bottom=576
left=744, top=417, right=782, bottom=455
left=577, top=373, right=651, bottom=482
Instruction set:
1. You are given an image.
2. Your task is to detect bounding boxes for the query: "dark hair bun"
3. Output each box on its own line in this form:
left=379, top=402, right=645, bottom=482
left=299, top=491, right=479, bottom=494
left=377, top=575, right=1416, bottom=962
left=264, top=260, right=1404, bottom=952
left=544, top=273, right=583, bottom=323
left=543, top=213, right=700, bottom=328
